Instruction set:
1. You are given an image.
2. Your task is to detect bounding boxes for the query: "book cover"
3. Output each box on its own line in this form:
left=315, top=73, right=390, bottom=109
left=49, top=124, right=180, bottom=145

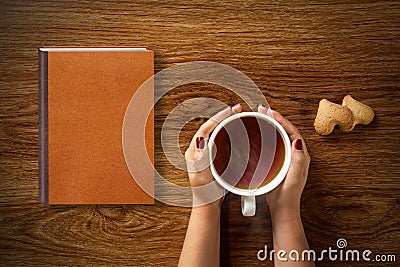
left=39, top=47, right=154, bottom=204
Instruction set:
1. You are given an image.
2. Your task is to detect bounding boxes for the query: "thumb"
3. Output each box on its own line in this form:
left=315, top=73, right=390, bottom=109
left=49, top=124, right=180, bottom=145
left=186, top=137, right=210, bottom=173
left=286, top=139, right=307, bottom=180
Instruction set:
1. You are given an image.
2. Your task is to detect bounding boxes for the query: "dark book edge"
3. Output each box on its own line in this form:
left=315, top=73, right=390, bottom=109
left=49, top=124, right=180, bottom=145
left=38, top=49, right=48, bottom=204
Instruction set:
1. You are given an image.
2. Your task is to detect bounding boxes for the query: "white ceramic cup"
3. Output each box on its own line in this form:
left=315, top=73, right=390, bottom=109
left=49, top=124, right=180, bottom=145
left=208, top=112, right=291, bottom=216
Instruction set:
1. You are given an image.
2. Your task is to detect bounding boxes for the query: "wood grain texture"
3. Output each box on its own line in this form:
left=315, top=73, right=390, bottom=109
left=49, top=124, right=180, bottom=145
left=0, top=0, right=399, bottom=266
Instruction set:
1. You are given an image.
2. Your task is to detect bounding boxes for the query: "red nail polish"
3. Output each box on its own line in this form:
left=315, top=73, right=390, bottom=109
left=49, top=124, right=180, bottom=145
left=196, top=136, right=205, bottom=149
left=294, top=139, right=303, bottom=150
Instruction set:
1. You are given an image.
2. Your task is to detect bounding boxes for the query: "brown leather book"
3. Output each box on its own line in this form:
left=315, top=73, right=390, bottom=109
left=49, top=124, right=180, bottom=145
left=39, top=47, right=154, bottom=204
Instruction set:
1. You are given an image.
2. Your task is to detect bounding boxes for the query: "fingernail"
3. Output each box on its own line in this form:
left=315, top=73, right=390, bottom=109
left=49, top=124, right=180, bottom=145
left=267, top=108, right=273, bottom=117
left=294, top=139, right=303, bottom=150
left=233, top=103, right=241, bottom=109
left=196, top=136, right=205, bottom=149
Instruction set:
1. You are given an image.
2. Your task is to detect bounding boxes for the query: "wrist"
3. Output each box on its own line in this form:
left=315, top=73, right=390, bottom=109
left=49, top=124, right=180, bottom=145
left=192, top=199, right=221, bottom=217
left=269, top=206, right=301, bottom=223
left=268, top=197, right=301, bottom=217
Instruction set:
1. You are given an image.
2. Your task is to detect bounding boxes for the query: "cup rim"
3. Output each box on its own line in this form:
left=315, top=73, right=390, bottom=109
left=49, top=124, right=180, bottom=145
left=208, top=112, right=291, bottom=196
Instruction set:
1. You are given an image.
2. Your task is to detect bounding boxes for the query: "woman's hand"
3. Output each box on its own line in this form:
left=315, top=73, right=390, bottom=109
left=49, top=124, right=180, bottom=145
left=184, top=104, right=242, bottom=207
left=258, top=105, right=311, bottom=216
left=258, top=105, right=314, bottom=267
left=178, top=104, right=242, bottom=267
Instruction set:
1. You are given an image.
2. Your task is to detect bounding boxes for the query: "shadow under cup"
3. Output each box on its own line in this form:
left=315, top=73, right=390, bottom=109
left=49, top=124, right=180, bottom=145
left=211, top=116, right=286, bottom=190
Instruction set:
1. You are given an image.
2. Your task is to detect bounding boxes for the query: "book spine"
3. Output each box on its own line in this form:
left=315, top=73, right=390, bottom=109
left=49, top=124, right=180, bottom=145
left=38, top=49, right=48, bottom=204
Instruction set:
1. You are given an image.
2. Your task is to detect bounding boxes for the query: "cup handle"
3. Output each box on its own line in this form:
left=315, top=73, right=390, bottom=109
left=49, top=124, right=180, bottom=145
left=241, top=195, right=256, bottom=216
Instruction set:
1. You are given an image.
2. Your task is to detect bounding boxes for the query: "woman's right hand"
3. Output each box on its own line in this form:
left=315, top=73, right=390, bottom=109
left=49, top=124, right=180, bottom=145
left=258, top=105, right=311, bottom=216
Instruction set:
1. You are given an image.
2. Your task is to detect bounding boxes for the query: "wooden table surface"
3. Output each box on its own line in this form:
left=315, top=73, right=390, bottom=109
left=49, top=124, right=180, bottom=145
left=1, top=1, right=399, bottom=266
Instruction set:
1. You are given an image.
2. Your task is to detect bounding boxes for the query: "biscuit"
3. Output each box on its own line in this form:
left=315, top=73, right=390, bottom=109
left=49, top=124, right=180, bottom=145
left=314, top=99, right=354, bottom=135
left=342, top=95, right=374, bottom=131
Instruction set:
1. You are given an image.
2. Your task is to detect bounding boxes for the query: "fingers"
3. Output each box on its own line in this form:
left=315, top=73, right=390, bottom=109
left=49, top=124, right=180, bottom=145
left=231, top=103, right=242, bottom=114
left=257, top=104, right=272, bottom=117
left=197, top=107, right=232, bottom=137
left=257, top=105, right=301, bottom=141
left=271, top=110, right=303, bottom=142
left=186, top=104, right=242, bottom=161
left=258, top=105, right=309, bottom=156
left=194, top=104, right=242, bottom=142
